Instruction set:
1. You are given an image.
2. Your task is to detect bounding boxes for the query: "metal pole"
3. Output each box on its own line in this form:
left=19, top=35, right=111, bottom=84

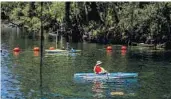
left=40, top=1, right=43, bottom=97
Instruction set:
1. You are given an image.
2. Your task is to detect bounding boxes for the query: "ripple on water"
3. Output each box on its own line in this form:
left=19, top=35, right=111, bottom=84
left=1, top=45, right=23, bottom=99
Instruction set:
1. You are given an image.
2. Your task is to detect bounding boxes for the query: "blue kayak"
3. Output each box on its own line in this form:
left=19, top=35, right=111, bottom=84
left=74, top=72, right=138, bottom=78
left=74, top=72, right=138, bottom=83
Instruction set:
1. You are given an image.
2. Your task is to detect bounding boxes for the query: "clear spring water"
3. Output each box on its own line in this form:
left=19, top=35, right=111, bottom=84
left=1, top=25, right=171, bottom=99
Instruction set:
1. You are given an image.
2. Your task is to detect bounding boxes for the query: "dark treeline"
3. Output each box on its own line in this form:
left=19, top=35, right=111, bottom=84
left=1, top=2, right=171, bottom=48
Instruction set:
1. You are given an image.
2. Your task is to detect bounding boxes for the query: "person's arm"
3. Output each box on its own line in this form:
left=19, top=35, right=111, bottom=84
left=101, top=67, right=108, bottom=73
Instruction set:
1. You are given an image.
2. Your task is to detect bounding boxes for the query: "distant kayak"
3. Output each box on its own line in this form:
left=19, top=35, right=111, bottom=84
left=45, top=49, right=81, bottom=53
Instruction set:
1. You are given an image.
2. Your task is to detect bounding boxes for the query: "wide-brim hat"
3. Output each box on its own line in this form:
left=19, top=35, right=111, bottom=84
left=96, top=61, right=102, bottom=65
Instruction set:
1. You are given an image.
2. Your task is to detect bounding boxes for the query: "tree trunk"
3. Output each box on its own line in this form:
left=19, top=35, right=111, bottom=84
left=65, top=2, right=71, bottom=42
left=113, top=3, right=119, bottom=24
left=65, top=2, right=71, bottom=28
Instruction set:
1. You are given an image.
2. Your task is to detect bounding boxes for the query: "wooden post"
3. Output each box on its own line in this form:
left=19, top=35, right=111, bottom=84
left=56, top=31, right=58, bottom=49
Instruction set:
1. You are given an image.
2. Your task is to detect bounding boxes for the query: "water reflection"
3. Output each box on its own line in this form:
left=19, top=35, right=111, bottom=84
left=74, top=76, right=138, bottom=98
left=121, top=50, right=127, bottom=56
left=92, top=81, right=105, bottom=98
left=108, top=79, right=138, bottom=98
left=91, top=78, right=138, bottom=98
left=13, top=51, right=20, bottom=57
left=33, top=51, right=39, bottom=57
left=106, top=50, right=112, bottom=56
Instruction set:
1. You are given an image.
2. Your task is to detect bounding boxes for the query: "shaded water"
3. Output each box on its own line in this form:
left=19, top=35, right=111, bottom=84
left=1, top=25, right=171, bottom=99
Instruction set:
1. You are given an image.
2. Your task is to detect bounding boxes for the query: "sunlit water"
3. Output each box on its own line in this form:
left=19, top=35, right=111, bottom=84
left=1, top=24, right=171, bottom=99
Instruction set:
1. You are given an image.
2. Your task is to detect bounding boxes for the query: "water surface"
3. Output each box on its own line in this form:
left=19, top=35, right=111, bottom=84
left=1, top=25, right=171, bottom=99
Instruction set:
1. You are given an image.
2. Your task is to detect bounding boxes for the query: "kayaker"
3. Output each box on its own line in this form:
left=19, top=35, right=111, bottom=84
left=70, top=48, right=75, bottom=52
left=94, top=61, right=108, bottom=74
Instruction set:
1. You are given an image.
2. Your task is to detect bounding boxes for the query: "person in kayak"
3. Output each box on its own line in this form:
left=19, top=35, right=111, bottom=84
left=94, top=61, right=108, bottom=74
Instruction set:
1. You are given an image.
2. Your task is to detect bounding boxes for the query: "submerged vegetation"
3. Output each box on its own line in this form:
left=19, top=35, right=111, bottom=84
left=1, top=2, right=171, bottom=48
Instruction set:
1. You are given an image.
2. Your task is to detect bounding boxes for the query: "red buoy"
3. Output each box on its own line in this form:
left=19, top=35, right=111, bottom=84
left=33, top=47, right=39, bottom=51
left=106, top=46, right=112, bottom=50
left=13, top=47, right=20, bottom=52
left=121, top=46, right=127, bottom=50
left=49, top=47, right=55, bottom=50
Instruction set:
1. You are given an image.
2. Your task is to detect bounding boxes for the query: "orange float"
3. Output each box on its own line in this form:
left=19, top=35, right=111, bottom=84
left=13, top=47, right=20, bottom=52
left=49, top=47, right=55, bottom=50
left=106, top=46, right=112, bottom=50
left=33, top=47, right=39, bottom=51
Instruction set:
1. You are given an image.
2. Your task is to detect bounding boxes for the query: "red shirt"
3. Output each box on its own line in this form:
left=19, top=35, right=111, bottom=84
left=94, top=65, right=102, bottom=74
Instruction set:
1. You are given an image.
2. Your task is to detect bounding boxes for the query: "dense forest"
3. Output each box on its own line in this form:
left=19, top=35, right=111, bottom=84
left=1, top=2, right=171, bottom=48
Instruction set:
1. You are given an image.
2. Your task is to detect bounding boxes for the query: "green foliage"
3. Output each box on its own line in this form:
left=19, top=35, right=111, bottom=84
left=2, top=2, right=171, bottom=43
left=44, top=2, right=65, bottom=22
